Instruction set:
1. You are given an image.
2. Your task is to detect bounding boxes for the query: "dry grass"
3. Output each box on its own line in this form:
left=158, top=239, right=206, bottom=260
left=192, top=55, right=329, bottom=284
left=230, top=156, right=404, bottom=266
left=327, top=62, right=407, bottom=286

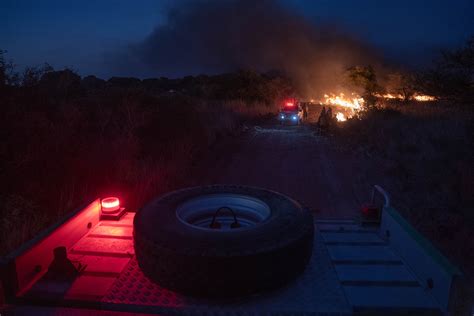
left=222, top=99, right=279, bottom=117
left=0, top=89, right=275, bottom=255
left=333, top=101, right=474, bottom=290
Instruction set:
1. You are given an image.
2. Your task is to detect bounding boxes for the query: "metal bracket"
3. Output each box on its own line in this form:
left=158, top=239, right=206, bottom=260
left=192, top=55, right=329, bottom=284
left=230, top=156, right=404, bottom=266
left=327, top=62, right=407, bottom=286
left=371, top=185, right=390, bottom=208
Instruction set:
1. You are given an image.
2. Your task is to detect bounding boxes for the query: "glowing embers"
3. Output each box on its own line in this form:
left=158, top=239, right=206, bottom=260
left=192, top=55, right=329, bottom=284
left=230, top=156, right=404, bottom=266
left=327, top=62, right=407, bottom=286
left=100, top=197, right=126, bottom=220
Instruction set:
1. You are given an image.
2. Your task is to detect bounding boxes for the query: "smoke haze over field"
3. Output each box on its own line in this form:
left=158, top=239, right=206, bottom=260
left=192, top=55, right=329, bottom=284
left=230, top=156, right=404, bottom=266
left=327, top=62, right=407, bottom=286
left=115, top=0, right=384, bottom=97
left=4, top=0, right=473, bottom=80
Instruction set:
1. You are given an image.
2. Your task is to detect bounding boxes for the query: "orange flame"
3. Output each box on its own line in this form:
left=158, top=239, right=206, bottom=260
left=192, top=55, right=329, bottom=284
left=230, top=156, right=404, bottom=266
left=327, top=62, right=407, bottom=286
left=413, top=94, right=436, bottom=101
left=336, top=112, right=347, bottom=122
left=376, top=93, right=436, bottom=102
left=322, top=93, right=364, bottom=109
left=378, top=93, right=404, bottom=99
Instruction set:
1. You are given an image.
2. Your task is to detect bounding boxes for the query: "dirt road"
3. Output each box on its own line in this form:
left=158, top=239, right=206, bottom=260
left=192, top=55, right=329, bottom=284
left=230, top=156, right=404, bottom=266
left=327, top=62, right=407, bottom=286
left=189, top=119, right=363, bottom=219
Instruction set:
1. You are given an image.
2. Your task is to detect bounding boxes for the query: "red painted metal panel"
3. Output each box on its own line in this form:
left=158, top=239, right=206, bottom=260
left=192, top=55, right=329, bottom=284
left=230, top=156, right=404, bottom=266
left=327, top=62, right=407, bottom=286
left=68, top=255, right=130, bottom=275
left=71, top=237, right=134, bottom=257
left=10, top=200, right=101, bottom=295
left=89, top=225, right=133, bottom=239
left=115, top=212, right=135, bottom=226
left=65, top=275, right=117, bottom=301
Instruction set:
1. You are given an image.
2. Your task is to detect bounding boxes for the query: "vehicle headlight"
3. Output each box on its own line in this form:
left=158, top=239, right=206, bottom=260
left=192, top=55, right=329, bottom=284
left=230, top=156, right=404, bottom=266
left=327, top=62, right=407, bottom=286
left=292, top=115, right=297, bottom=120
left=280, top=114, right=285, bottom=119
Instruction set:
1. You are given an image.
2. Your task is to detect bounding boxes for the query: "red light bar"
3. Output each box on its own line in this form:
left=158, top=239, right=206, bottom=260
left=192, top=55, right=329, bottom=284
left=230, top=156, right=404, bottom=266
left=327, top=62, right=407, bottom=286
left=285, top=101, right=294, bottom=107
left=101, top=197, right=120, bottom=213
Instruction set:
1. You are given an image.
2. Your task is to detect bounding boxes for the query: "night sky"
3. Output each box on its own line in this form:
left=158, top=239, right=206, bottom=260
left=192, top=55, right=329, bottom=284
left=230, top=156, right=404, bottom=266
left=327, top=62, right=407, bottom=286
left=1, top=0, right=473, bottom=78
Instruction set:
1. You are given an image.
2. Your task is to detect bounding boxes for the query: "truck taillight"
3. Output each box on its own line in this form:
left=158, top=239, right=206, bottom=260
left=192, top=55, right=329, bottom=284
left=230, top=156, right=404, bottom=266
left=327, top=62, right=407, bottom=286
left=101, top=197, right=120, bottom=213
left=100, top=197, right=126, bottom=220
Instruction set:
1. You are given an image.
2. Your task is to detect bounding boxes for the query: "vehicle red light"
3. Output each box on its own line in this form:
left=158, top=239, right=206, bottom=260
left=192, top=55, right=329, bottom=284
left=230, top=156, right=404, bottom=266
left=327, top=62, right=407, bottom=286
left=285, top=101, right=294, bottom=107
left=101, top=197, right=120, bottom=213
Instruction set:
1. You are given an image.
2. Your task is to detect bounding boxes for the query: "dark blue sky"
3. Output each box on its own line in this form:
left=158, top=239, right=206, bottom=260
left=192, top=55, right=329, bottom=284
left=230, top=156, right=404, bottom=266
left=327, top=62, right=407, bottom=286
left=1, top=0, right=473, bottom=78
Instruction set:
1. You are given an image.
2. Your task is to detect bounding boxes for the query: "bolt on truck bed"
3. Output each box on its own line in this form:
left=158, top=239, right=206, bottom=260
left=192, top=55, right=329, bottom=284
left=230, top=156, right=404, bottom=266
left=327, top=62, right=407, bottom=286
left=0, top=188, right=465, bottom=315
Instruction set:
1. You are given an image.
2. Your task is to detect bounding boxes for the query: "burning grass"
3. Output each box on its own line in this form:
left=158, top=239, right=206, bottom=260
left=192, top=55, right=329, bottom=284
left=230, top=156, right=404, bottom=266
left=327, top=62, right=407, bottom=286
left=314, top=91, right=439, bottom=122
left=322, top=92, right=364, bottom=109
left=376, top=93, right=437, bottom=102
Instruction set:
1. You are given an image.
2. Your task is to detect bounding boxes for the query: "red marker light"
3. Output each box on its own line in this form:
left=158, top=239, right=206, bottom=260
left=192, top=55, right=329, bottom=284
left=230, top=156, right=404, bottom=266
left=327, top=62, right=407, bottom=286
left=101, top=197, right=120, bottom=213
left=285, top=101, right=294, bottom=107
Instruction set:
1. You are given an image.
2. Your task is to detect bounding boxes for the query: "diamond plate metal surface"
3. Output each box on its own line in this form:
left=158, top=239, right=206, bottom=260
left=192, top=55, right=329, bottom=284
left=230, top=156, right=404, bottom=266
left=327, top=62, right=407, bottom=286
left=102, top=228, right=351, bottom=315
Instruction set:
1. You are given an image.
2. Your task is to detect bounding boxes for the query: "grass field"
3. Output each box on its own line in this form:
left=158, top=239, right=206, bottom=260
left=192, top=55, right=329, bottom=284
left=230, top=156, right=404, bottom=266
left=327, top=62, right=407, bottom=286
left=0, top=83, right=278, bottom=255
left=333, top=101, right=474, bottom=295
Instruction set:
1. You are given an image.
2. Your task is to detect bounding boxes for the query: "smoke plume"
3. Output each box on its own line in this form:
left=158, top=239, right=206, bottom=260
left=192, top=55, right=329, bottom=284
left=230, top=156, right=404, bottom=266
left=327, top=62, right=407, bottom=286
left=118, top=0, right=385, bottom=97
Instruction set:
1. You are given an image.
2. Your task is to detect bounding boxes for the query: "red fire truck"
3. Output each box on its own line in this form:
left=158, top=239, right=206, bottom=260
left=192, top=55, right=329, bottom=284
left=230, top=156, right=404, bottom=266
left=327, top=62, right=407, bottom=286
left=278, top=98, right=304, bottom=125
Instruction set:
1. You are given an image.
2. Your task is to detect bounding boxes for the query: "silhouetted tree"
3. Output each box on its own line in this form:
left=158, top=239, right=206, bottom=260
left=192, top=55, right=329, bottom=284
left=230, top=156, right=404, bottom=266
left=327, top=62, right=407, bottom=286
left=420, top=36, right=474, bottom=103
left=81, top=75, right=106, bottom=91
left=385, top=72, right=416, bottom=102
left=0, top=50, right=6, bottom=87
left=108, top=77, right=141, bottom=88
left=0, top=50, right=20, bottom=88
left=346, top=65, right=383, bottom=108
left=39, top=68, right=82, bottom=98
left=21, top=63, right=53, bottom=87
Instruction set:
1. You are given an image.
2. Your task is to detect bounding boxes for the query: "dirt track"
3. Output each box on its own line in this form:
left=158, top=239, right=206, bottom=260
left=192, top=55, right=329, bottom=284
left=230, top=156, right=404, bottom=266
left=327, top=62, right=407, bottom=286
left=189, top=118, right=363, bottom=219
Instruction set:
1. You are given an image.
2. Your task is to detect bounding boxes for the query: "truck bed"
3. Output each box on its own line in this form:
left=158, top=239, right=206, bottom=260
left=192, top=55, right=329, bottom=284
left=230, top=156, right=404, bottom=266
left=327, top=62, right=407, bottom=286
left=5, top=209, right=445, bottom=315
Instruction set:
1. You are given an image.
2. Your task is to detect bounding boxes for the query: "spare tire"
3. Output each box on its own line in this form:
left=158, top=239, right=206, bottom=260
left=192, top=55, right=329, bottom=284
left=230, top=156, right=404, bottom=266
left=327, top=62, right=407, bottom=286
left=133, top=185, right=314, bottom=297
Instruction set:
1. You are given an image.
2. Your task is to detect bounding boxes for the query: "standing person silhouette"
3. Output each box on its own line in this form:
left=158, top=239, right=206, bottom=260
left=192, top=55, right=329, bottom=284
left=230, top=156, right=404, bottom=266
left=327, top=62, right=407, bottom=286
left=302, top=103, right=308, bottom=120
left=326, top=107, right=333, bottom=132
left=317, top=106, right=328, bottom=134
left=318, top=107, right=326, bottom=125
left=326, top=107, right=333, bottom=119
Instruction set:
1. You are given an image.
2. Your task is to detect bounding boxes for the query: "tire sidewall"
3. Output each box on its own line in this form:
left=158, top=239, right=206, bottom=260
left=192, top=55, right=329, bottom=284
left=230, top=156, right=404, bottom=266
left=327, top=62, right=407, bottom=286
left=134, top=185, right=311, bottom=257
